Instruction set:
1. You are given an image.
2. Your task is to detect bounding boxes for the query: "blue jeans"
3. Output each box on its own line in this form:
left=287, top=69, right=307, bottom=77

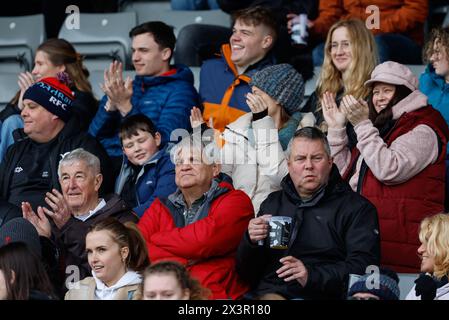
left=171, top=0, right=219, bottom=10
left=312, top=33, right=422, bottom=66
left=0, top=114, right=23, bottom=163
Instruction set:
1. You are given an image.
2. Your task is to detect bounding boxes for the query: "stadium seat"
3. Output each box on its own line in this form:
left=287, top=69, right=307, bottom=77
left=304, top=66, right=320, bottom=97
left=0, top=14, right=45, bottom=73
left=88, top=69, right=136, bottom=100
left=0, top=73, right=19, bottom=111
left=398, top=273, right=418, bottom=300
left=121, top=1, right=230, bottom=36
left=59, top=12, right=137, bottom=71
left=443, top=6, right=449, bottom=28
left=407, top=64, right=426, bottom=79
left=190, top=66, right=200, bottom=91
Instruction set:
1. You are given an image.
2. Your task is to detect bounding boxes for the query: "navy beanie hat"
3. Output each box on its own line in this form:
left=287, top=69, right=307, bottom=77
left=23, top=76, right=74, bottom=122
left=0, top=217, right=42, bottom=257
left=348, top=271, right=400, bottom=300
left=250, top=63, right=305, bottom=116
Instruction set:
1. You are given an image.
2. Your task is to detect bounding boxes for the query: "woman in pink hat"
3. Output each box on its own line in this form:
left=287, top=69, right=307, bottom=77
left=323, top=61, right=449, bottom=273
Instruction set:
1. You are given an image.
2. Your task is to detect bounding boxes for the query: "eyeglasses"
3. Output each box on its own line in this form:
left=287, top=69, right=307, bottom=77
left=329, top=41, right=351, bottom=52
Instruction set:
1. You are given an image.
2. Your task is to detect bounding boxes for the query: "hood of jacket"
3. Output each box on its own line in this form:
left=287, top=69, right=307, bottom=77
left=93, top=270, right=142, bottom=300
left=164, top=172, right=234, bottom=227
left=115, top=144, right=173, bottom=194
left=391, top=90, right=429, bottom=120
left=132, top=64, right=194, bottom=89
left=221, top=43, right=276, bottom=78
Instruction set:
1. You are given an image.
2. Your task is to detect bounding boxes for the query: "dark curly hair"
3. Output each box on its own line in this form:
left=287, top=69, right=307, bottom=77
left=423, top=27, right=449, bottom=64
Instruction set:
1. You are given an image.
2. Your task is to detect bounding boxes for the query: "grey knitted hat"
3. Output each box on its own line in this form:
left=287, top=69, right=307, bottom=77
left=250, top=63, right=305, bottom=116
left=0, top=217, right=42, bottom=257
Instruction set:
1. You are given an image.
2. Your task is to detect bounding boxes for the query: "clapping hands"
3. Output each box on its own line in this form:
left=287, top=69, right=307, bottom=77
left=339, top=95, right=369, bottom=126
left=23, top=189, right=73, bottom=238
left=321, top=91, right=347, bottom=129
left=101, top=61, right=133, bottom=116
left=322, top=92, right=369, bottom=128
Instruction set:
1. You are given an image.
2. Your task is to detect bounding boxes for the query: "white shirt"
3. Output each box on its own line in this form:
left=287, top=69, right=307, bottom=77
left=73, top=199, right=107, bottom=222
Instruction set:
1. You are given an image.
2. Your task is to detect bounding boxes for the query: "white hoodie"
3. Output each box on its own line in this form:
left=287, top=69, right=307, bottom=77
left=93, top=270, right=142, bottom=300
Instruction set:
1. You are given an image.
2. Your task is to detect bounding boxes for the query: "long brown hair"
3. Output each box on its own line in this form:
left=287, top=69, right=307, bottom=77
left=317, top=19, right=378, bottom=103
left=37, top=38, right=93, bottom=93
left=88, top=217, right=149, bottom=272
left=0, top=242, right=55, bottom=300
left=9, top=38, right=94, bottom=105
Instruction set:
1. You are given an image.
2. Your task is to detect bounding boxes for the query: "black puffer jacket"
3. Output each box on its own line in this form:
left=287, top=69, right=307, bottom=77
left=236, top=165, right=380, bottom=300
left=0, top=116, right=114, bottom=216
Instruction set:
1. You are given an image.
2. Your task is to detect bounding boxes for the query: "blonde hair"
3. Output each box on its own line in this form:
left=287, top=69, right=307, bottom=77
left=317, top=19, right=378, bottom=102
left=419, top=213, right=449, bottom=279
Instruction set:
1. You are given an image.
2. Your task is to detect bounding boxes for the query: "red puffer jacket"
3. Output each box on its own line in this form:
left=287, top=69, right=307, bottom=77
left=347, top=106, right=449, bottom=272
left=138, top=179, right=254, bottom=299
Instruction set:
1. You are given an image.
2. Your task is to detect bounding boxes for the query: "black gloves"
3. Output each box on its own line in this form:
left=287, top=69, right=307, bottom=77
left=252, top=109, right=268, bottom=121
left=414, top=273, right=437, bottom=300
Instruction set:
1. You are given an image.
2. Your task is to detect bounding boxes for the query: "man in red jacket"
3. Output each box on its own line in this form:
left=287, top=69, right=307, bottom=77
left=138, top=135, right=254, bottom=299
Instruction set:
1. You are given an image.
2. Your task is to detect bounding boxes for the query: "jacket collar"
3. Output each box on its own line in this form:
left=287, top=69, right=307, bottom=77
left=221, top=43, right=276, bottom=77
left=92, top=270, right=142, bottom=300
left=426, top=64, right=449, bottom=91
left=391, top=90, right=428, bottom=120
left=169, top=173, right=232, bottom=209
left=133, top=64, right=194, bottom=87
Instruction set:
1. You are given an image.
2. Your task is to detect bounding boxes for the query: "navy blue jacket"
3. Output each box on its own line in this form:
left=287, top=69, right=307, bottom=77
left=115, top=144, right=177, bottom=217
left=89, top=64, right=199, bottom=157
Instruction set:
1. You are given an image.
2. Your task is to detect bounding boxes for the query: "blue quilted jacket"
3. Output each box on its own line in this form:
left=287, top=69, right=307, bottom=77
left=88, top=64, right=199, bottom=157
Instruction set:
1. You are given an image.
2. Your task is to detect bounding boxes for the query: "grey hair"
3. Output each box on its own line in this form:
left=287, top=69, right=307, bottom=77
left=57, top=148, right=101, bottom=178
left=285, top=127, right=331, bottom=159
left=170, top=131, right=220, bottom=165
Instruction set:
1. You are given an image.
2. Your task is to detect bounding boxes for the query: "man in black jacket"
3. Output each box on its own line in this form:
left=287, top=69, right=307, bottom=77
left=236, top=127, right=380, bottom=300
left=22, top=148, right=137, bottom=290
left=0, top=77, right=113, bottom=219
